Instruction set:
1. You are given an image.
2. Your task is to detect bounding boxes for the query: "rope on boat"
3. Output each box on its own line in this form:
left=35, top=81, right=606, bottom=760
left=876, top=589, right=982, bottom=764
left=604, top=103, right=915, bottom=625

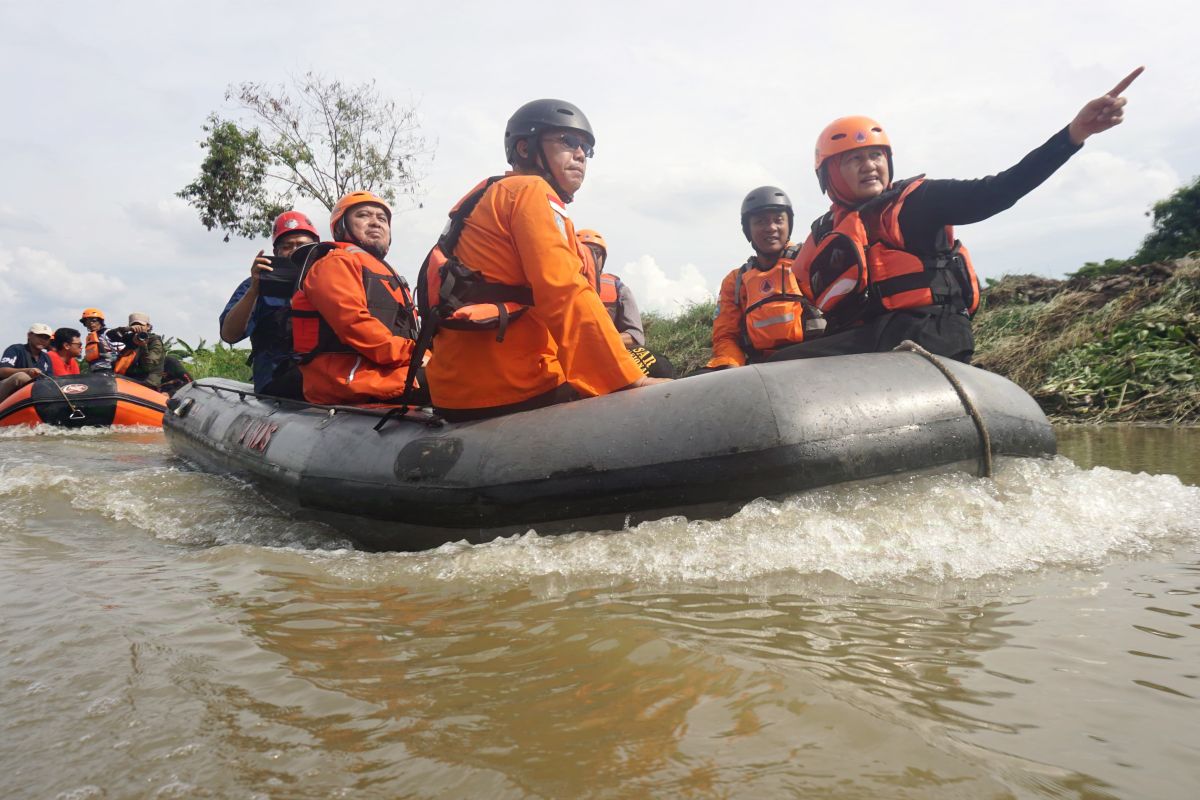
left=35, top=375, right=86, bottom=421
left=893, top=340, right=993, bottom=478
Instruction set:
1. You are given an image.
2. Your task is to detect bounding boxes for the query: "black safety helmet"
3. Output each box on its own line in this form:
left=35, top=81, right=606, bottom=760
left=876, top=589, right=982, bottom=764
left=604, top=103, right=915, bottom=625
left=740, top=185, right=793, bottom=242
left=504, top=99, right=595, bottom=202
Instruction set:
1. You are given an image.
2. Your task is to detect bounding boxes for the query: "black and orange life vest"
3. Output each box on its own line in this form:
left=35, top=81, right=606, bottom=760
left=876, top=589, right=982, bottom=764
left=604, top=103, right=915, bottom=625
left=733, top=245, right=825, bottom=356
left=800, top=177, right=980, bottom=333
left=417, top=176, right=534, bottom=341
left=290, top=242, right=418, bottom=362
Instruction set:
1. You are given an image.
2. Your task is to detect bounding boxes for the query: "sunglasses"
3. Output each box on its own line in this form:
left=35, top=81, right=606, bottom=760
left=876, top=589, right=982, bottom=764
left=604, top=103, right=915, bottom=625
left=546, top=132, right=594, bottom=158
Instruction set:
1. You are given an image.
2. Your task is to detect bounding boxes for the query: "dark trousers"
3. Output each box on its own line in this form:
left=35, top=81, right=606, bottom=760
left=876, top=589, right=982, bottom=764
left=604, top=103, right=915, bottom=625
left=768, top=306, right=975, bottom=364
left=435, top=382, right=580, bottom=422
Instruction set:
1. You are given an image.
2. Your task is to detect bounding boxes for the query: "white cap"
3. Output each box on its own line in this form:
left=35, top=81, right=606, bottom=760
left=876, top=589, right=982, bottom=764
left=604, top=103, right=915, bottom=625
left=28, top=323, right=53, bottom=336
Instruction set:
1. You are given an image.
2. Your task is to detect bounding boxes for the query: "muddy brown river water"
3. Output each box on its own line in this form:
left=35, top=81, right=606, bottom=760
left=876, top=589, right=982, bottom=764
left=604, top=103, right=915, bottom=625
left=2, top=425, right=1198, bottom=798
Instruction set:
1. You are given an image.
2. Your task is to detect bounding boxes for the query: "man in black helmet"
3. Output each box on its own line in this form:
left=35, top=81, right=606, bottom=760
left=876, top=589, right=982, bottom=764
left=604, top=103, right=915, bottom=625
left=704, top=186, right=822, bottom=369
left=424, top=99, right=669, bottom=421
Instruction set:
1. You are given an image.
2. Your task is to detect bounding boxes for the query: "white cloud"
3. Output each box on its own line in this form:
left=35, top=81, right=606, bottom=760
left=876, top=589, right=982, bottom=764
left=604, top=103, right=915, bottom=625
left=616, top=255, right=713, bottom=317
left=0, top=244, right=128, bottom=341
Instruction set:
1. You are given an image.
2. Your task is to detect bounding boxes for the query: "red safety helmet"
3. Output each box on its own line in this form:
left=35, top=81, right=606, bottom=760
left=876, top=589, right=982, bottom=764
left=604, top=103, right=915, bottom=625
left=814, top=116, right=893, bottom=193
left=329, top=191, right=392, bottom=239
left=272, top=210, right=319, bottom=244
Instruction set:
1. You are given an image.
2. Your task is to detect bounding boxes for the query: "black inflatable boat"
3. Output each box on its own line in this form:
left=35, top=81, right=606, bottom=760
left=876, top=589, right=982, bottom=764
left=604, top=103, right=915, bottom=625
left=163, top=351, right=1054, bottom=549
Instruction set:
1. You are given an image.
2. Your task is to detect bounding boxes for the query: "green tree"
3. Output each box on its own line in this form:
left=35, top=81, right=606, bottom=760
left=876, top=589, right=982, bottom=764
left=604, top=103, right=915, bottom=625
left=179, top=73, right=431, bottom=241
left=1133, top=174, right=1200, bottom=264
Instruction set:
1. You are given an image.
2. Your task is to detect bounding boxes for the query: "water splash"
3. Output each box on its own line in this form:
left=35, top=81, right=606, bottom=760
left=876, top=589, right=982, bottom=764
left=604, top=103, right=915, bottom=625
left=313, top=457, right=1200, bottom=587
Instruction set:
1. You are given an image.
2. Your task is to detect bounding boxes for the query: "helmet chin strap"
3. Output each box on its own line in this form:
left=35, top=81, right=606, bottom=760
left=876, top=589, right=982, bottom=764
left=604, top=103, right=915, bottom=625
left=532, top=140, right=574, bottom=203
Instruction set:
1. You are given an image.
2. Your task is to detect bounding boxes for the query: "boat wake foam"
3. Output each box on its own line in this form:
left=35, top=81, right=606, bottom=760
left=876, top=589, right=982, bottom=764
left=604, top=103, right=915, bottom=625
left=314, top=456, right=1200, bottom=587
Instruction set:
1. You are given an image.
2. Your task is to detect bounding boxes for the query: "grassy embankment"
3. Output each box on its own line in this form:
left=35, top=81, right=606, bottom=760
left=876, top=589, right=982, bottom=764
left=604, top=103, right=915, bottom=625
left=175, top=256, right=1199, bottom=423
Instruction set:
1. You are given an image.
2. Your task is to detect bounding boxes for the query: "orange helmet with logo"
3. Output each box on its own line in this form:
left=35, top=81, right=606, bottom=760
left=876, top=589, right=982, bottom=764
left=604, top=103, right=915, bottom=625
left=814, top=116, right=893, bottom=193
left=330, top=191, right=392, bottom=239
left=575, top=229, right=607, bottom=254
left=80, top=308, right=105, bottom=322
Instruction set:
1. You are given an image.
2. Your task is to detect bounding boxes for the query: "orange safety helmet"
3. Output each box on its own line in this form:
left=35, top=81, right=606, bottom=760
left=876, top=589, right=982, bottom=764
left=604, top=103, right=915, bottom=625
left=575, top=229, right=607, bottom=254
left=79, top=308, right=105, bottom=322
left=814, top=116, right=893, bottom=193
left=329, top=191, right=392, bottom=239
left=272, top=210, right=319, bottom=243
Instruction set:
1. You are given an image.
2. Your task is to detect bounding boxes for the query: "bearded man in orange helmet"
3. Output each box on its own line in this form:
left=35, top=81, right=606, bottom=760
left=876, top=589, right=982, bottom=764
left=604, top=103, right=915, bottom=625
left=771, top=67, right=1144, bottom=364
left=421, top=99, right=668, bottom=422
left=290, top=191, right=421, bottom=405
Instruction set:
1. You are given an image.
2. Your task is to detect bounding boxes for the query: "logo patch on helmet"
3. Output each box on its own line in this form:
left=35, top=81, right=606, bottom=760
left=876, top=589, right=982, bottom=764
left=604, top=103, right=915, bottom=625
left=285, top=219, right=299, bottom=229
left=855, top=131, right=867, bottom=143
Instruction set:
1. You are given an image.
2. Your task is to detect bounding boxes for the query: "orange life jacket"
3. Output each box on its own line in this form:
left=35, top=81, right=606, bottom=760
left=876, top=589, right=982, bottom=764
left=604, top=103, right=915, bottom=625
left=598, top=273, right=621, bottom=320
left=290, top=242, right=418, bottom=362
left=417, top=176, right=534, bottom=340
left=113, top=347, right=138, bottom=375
left=734, top=245, right=824, bottom=356
left=800, top=177, right=980, bottom=333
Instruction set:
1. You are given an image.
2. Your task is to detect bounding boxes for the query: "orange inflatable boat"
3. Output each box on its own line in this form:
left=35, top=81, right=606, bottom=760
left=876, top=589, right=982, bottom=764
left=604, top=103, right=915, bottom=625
left=0, top=373, right=167, bottom=428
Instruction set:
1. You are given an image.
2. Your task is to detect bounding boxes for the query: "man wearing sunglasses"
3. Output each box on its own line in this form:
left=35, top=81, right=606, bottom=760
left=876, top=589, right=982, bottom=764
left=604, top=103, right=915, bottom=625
left=424, top=99, right=668, bottom=422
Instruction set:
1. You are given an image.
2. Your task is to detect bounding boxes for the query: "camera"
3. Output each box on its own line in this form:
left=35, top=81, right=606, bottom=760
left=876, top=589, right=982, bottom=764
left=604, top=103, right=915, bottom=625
left=113, top=327, right=150, bottom=346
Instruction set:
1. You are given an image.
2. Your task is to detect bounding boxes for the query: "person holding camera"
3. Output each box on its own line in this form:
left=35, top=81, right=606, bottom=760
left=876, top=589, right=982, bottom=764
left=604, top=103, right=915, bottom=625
left=220, top=210, right=320, bottom=396
left=111, top=312, right=166, bottom=388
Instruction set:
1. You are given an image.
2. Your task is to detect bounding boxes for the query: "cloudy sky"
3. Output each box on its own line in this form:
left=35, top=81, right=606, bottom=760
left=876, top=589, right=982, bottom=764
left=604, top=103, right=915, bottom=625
left=1, top=1, right=1196, bottom=348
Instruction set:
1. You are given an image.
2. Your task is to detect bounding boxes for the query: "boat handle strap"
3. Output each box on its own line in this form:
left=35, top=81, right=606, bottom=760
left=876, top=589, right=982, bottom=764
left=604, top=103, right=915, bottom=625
left=893, top=340, right=993, bottom=478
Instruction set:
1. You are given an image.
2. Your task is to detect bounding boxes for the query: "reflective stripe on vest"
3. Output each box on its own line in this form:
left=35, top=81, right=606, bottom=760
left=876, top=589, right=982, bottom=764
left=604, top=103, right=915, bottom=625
left=734, top=245, right=816, bottom=355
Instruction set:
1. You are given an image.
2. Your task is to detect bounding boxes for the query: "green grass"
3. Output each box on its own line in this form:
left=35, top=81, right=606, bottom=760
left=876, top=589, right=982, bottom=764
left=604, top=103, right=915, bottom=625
left=644, top=301, right=717, bottom=376
left=167, top=338, right=252, bottom=382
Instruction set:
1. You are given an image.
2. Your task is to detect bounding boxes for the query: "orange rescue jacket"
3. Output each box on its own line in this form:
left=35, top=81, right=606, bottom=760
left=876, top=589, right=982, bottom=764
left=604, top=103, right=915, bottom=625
left=292, top=242, right=419, bottom=405
left=799, top=177, right=981, bottom=333
left=425, top=174, right=643, bottom=411
left=707, top=245, right=823, bottom=367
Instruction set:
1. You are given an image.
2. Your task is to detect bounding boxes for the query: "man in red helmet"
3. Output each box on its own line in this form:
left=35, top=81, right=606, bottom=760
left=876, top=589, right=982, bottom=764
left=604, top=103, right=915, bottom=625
left=774, top=67, right=1144, bottom=364
left=220, top=210, right=320, bottom=395
left=290, top=191, right=420, bottom=405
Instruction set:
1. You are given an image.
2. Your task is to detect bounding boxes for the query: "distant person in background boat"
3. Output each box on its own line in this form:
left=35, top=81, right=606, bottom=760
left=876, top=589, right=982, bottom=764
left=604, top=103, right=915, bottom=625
left=80, top=308, right=122, bottom=371
left=576, top=228, right=675, bottom=379
left=111, top=312, right=166, bottom=388
left=0, top=323, right=54, bottom=401
left=220, top=210, right=319, bottom=397
left=46, top=328, right=83, bottom=376
left=290, top=191, right=423, bottom=405
left=703, top=186, right=824, bottom=371
left=422, top=99, right=668, bottom=422
left=773, top=66, right=1145, bottom=365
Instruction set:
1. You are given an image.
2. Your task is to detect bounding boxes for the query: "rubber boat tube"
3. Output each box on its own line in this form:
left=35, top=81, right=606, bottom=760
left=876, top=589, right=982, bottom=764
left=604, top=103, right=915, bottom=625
left=162, top=352, right=1055, bottom=550
left=0, top=372, right=167, bottom=428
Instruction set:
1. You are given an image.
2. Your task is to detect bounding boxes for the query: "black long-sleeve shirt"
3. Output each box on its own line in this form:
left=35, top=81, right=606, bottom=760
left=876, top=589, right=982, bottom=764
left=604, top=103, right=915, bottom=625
left=896, top=126, right=1082, bottom=254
